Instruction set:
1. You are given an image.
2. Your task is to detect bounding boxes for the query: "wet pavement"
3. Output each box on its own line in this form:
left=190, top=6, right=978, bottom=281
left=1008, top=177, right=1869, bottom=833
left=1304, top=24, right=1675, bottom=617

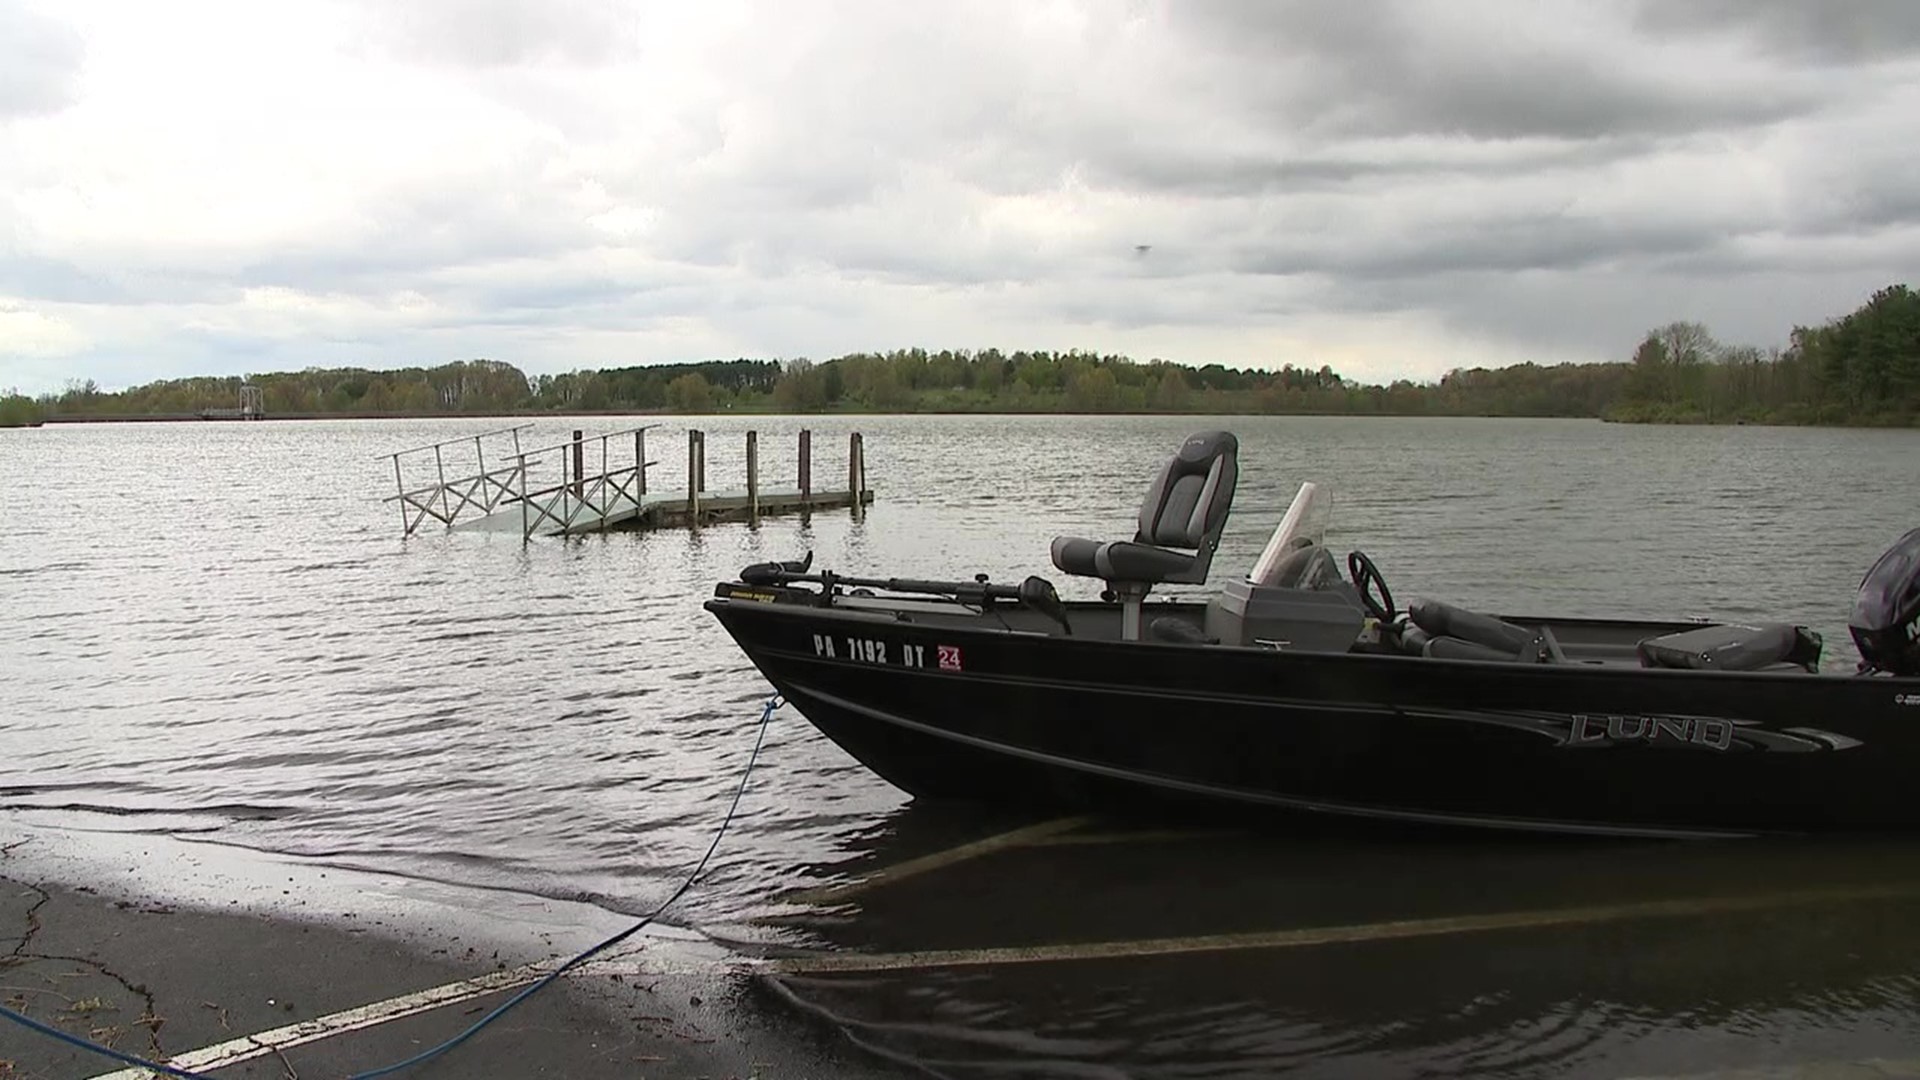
left=13, top=810, right=1920, bottom=1079
left=0, top=826, right=880, bottom=1080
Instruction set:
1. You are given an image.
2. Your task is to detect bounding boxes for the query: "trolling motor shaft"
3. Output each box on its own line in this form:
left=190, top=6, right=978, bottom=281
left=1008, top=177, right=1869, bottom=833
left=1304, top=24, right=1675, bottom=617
left=737, top=553, right=1072, bottom=634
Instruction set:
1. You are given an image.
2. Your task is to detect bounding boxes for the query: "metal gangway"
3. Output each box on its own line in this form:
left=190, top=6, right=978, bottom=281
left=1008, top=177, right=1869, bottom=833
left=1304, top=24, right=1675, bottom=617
left=383, top=423, right=661, bottom=539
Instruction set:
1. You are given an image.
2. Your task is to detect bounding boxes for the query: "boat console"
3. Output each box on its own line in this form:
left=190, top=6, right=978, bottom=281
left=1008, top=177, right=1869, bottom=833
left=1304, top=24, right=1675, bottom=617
left=1204, top=480, right=1376, bottom=652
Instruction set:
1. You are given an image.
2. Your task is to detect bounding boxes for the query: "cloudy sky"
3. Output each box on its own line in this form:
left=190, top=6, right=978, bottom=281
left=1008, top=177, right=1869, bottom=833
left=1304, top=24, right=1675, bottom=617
left=2, top=0, right=1917, bottom=395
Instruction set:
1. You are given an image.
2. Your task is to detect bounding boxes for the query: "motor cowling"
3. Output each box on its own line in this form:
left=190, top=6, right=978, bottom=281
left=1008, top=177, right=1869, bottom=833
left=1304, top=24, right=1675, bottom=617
left=1850, top=527, right=1920, bottom=675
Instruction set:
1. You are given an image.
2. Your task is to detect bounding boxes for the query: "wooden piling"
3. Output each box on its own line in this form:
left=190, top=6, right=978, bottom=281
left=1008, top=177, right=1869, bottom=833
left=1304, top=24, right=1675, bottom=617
left=687, top=430, right=702, bottom=525
left=636, top=428, right=647, bottom=497
left=572, top=429, right=585, bottom=499
left=746, top=430, right=760, bottom=525
left=849, top=432, right=866, bottom=520
left=799, top=429, right=812, bottom=506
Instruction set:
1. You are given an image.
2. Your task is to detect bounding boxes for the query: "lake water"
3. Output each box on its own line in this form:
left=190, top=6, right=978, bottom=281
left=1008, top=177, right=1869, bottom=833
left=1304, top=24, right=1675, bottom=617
left=5, top=413, right=1920, bottom=1078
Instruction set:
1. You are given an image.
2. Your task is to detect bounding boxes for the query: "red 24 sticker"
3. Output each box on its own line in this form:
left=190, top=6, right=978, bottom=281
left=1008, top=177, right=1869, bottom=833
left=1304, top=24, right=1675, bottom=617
left=937, top=645, right=963, bottom=672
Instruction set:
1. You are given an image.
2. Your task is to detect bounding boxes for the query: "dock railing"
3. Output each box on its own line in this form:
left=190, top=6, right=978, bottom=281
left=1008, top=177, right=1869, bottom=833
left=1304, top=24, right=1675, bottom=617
left=382, top=423, right=536, bottom=536
left=510, top=424, right=659, bottom=537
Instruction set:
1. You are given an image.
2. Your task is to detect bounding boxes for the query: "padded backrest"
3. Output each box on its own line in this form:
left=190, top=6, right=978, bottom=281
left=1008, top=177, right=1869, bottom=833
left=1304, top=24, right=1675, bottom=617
left=1136, top=431, right=1238, bottom=549
left=1407, top=598, right=1539, bottom=657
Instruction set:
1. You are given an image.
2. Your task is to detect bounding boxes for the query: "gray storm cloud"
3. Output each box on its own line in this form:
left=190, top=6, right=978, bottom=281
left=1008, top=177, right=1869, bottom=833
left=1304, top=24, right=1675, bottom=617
left=1, top=0, right=1917, bottom=393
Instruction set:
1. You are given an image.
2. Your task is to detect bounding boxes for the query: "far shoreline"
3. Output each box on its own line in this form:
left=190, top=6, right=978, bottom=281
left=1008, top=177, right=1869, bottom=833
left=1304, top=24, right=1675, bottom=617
left=20, top=409, right=1918, bottom=431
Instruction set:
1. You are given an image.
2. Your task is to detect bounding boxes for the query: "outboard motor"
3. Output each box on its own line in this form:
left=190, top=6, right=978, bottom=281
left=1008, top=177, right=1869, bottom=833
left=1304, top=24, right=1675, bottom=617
left=1851, top=527, right=1920, bottom=675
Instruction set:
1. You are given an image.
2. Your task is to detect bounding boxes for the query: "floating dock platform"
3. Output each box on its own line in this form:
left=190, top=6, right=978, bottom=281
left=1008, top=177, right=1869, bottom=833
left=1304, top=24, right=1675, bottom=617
left=384, top=425, right=871, bottom=539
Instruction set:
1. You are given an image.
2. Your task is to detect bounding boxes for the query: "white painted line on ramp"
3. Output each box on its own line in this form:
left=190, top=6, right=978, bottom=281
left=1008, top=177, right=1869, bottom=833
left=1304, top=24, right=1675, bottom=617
left=782, top=815, right=1093, bottom=905
left=86, top=946, right=753, bottom=1080
left=769, top=882, right=1920, bottom=974
left=87, top=960, right=552, bottom=1080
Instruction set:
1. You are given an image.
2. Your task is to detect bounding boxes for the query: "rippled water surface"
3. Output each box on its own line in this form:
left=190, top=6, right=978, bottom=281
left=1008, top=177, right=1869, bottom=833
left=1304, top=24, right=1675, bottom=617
left=6, top=413, right=1920, bottom=1077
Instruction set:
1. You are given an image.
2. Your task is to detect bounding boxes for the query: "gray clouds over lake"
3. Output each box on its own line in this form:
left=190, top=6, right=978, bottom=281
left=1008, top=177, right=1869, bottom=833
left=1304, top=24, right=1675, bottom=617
left=2, top=0, right=1916, bottom=392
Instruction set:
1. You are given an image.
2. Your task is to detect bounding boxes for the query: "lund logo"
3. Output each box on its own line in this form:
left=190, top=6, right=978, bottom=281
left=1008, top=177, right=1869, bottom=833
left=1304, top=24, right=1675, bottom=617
left=1404, top=707, right=1863, bottom=753
left=1566, top=713, right=1733, bottom=751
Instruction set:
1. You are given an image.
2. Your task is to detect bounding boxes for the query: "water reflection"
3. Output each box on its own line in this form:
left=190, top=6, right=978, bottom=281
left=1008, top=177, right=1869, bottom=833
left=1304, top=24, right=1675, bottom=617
left=752, top=805, right=1920, bottom=1078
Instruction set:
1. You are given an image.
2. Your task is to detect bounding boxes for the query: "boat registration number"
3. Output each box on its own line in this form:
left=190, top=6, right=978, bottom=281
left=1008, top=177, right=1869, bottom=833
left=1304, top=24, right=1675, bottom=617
left=812, top=634, right=937, bottom=669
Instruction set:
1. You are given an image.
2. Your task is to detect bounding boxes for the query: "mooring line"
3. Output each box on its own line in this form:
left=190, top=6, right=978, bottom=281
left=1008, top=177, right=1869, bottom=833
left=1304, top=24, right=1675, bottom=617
left=81, top=692, right=788, bottom=1080
left=782, top=815, right=1094, bottom=906
left=768, top=882, right=1920, bottom=975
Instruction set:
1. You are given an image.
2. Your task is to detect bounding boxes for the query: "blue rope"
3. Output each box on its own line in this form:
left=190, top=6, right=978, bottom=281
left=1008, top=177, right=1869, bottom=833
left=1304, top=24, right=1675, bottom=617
left=0, top=1003, right=219, bottom=1079
left=0, top=694, right=784, bottom=1080
left=347, top=692, right=781, bottom=1079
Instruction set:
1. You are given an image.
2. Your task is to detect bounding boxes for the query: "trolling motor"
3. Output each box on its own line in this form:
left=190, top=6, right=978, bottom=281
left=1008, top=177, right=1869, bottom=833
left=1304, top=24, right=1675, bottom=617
left=1851, top=527, right=1920, bottom=676
left=740, top=551, right=814, bottom=579
left=736, top=553, right=1073, bottom=635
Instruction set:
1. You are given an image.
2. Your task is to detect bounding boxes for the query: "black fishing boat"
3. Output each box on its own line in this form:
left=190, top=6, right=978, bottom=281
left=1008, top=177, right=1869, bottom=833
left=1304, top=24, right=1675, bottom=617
left=706, top=431, right=1920, bottom=838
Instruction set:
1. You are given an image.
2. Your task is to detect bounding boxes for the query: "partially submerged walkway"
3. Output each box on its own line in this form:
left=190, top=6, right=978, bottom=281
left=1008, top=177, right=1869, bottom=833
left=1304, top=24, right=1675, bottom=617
left=383, top=424, right=871, bottom=539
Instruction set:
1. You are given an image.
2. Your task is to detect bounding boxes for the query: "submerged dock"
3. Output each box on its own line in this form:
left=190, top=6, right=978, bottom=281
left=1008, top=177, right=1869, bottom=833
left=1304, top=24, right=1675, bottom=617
left=384, top=425, right=872, bottom=538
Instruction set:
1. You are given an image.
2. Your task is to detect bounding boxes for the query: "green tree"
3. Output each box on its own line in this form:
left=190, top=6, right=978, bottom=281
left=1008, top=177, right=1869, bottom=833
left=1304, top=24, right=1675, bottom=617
left=1624, top=334, right=1668, bottom=404
left=773, top=358, right=829, bottom=412
left=1655, top=320, right=1719, bottom=407
left=665, top=373, right=713, bottom=413
left=1150, top=367, right=1189, bottom=411
left=1066, top=367, right=1121, bottom=411
left=0, top=391, right=44, bottom=427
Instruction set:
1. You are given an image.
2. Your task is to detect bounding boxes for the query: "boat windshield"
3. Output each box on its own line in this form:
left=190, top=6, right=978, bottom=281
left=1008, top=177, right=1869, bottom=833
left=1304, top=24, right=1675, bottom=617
left=1247, top=481, right=1338, bottom=589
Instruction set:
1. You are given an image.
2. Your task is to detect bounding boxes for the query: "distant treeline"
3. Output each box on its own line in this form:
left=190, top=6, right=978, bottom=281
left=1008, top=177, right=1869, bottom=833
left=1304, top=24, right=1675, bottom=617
left=0, top=393, right=43, bottom=427
left=1610, top=284, right=1920, bottom=425
left=12, top=283, right=1916, bottom=428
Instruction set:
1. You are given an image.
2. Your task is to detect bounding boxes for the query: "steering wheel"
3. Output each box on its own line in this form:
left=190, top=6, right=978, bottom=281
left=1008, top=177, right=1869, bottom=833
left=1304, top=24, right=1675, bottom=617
left=1346, top=550, right=1394, bottom=622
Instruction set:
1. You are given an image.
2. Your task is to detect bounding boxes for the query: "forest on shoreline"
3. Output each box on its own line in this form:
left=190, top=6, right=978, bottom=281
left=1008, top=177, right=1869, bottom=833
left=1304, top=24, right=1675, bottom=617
left=5, top=283, right=1916, bottom=429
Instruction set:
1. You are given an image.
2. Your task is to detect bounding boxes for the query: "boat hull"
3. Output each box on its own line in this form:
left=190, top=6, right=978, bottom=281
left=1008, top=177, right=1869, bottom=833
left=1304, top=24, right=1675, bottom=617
left=706, top=597, right=1920, bottom=838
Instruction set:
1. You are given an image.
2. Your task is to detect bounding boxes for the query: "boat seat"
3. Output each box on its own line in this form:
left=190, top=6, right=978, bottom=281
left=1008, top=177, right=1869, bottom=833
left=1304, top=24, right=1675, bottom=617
left=1636, top=622, right=1823, bottom=673
left=1051, top=431, right=1238, bottom=641
left=1403, top=598, right=1551, bottom=663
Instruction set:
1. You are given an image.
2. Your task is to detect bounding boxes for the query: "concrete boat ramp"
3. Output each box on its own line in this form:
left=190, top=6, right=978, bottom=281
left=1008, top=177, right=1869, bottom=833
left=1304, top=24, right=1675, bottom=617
left=383, top=423, right=872, bottom=539
left=0, top=822, right=887, bottom=1080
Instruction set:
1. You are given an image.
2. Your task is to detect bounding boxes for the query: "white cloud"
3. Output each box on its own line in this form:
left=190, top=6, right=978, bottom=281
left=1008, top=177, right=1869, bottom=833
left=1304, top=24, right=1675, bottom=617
left=0, top=0, right=84, bottom=120
left=1, top=0, right=1918, bottom=394
left=0, top=299, right=86, bottom=355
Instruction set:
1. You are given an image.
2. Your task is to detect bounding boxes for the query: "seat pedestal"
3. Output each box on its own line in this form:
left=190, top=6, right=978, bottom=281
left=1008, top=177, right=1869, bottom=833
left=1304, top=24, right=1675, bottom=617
left=1111, top=581, right=1152, bottom=641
